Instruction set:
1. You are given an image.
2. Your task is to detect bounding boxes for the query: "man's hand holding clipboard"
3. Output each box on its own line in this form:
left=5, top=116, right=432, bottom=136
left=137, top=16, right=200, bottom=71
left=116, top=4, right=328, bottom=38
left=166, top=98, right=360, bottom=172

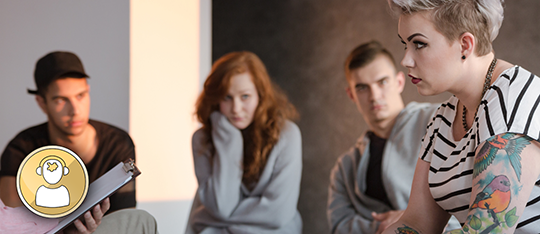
left=47, top=159, right=141, bottom=234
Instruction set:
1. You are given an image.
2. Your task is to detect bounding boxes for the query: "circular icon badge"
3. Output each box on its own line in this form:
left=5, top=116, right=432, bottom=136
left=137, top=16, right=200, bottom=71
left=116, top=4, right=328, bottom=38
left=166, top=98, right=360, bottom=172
left=16, top=145, right=89, bottom=218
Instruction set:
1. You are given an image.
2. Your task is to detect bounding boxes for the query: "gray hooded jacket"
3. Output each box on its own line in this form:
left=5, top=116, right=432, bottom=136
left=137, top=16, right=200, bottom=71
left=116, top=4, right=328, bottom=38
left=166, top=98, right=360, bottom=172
left=327, top=102, right=461, bottom=233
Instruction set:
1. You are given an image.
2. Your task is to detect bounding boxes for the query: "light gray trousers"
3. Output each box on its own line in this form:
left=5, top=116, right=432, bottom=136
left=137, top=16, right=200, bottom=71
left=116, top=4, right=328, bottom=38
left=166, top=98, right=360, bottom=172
left=94, top=209, right=158, bottom=234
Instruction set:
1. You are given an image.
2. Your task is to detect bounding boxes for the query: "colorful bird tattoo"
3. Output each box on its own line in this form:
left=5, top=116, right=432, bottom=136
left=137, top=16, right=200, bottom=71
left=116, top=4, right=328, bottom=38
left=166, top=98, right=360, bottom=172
left=474, top=133, right=531, bottom=181
left=395, top=225, right=419, bottom=234
left=471, top=175, right=511, bottom=213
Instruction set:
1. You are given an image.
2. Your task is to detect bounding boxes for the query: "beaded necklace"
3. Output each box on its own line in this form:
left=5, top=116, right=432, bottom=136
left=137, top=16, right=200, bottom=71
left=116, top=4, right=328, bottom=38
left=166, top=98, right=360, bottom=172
left=462, top=58, right=498, bottom=131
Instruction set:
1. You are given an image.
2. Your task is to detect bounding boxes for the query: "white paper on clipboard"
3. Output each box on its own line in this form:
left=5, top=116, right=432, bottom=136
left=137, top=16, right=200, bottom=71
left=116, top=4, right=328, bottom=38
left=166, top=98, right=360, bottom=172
left=46, top=159, right=140, bottom=234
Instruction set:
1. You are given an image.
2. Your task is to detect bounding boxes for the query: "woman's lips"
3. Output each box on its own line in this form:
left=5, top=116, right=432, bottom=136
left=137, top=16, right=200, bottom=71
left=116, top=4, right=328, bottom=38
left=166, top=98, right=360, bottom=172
left=409, top=74, right=422, bottom=84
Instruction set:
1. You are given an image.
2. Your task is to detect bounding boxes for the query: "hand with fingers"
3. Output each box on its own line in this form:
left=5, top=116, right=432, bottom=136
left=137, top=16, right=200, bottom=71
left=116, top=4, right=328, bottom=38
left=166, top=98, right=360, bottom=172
left=372, top=210, right=404, bottom=234
left=62, top=197, right=110, bottom=234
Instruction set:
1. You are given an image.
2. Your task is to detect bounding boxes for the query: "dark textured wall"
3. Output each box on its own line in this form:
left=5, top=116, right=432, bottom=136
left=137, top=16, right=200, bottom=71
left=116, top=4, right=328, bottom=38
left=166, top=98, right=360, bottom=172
left=212, top=1, right=540, bottom=233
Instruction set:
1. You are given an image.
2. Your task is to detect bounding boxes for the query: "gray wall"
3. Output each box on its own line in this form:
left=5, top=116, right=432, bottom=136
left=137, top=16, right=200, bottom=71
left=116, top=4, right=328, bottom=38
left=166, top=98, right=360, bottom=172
left=212, top=1, right=540, bottom=233
left=0, top=0, right=130, bottom=157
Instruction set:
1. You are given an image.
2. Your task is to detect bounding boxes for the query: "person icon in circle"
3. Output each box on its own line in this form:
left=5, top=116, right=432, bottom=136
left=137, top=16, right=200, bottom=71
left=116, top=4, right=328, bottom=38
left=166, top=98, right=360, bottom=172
left=35, top=156, right=70, bottom=208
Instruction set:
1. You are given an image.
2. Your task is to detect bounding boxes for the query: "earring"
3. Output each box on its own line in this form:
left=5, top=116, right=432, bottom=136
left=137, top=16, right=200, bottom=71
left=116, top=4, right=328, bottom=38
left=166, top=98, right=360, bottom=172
left=462, top=55, right=466, bottom=60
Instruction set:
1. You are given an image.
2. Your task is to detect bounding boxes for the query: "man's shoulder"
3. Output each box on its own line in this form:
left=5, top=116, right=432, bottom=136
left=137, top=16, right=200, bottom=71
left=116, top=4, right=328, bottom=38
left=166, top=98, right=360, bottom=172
left=393, top=102, right=440, bottom=129
left=336, top=147, right=357, bottom=164
left=332, top=137, right=364, bottom=172
left=0, top=122, right=49, bottom=176
left=402, top=102, right=439, bottom=117
left=10, top=122, right=49, bottom=143
left=329, top=138, right=365, bottom=187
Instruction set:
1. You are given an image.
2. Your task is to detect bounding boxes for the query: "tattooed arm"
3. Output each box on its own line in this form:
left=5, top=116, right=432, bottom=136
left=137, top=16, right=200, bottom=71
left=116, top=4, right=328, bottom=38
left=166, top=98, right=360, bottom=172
left=457, top=133, right=540, bottom=234
left=384, top=133, right=540, bottom=234
left=381, top=158, right=452, bottom=234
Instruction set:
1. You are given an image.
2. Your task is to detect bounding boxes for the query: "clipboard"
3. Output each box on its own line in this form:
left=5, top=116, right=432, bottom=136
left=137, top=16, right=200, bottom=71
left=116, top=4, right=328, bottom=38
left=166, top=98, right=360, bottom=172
left=46, top=159, right=141, bottom=234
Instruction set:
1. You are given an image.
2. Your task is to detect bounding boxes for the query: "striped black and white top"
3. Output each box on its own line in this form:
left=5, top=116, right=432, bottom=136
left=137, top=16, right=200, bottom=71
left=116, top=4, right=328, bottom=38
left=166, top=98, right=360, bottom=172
left=420, top=66, right=540, bottom=232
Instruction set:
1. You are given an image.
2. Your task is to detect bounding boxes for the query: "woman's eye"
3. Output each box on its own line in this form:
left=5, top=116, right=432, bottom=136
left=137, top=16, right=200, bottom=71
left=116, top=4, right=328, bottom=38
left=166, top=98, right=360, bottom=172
left=414, top=41, right=427, bottom=49
left=241, top=94, right=249, bottom=100
left=223, top=95, right=232, bottom=101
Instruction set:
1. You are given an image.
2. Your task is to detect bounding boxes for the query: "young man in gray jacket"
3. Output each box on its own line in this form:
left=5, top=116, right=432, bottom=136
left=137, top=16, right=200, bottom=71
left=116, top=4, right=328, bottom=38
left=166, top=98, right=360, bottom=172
left=327, top=41, right=459, bottom=234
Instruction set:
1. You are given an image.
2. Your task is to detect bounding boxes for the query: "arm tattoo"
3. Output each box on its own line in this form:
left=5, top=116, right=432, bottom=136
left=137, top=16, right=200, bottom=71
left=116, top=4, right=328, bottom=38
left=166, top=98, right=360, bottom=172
left=474, top=133, right=531, bottom=181
left=465, top=133, right=530, bottom=233
left=466, top=175, right=518, bottom=233
left=395, top=225, right=420, bottom=234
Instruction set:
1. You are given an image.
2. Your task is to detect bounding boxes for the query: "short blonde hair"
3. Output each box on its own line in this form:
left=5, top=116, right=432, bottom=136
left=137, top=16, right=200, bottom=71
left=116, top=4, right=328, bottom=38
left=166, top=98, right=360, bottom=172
left=389, top=0, right=504, bottom=56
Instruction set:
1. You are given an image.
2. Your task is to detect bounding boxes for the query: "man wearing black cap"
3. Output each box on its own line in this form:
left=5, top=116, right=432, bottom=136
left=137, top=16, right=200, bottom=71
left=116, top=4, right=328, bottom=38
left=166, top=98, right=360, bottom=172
left=0, top=51, right=136, bottom=214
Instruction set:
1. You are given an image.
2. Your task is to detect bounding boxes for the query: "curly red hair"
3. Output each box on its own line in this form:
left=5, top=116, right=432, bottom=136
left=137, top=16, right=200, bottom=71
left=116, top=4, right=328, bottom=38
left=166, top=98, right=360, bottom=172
left=195, top=51, right=298, bottom=187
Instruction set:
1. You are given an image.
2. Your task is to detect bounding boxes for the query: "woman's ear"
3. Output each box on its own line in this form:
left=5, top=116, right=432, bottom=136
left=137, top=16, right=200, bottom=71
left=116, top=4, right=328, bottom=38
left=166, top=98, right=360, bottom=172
left=460, top=32, right=475, bottom=59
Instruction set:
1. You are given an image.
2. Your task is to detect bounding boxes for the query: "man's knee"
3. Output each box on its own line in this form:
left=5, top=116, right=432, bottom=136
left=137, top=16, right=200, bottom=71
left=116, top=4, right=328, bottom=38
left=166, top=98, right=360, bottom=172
left=96, top=209, right=158, bottom=234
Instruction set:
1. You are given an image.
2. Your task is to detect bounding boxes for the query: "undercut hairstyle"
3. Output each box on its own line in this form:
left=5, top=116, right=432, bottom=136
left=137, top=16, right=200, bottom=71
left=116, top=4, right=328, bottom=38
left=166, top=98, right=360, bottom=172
left=345, top=40, right=397, bottom=82
left=388, top=0, right=504, bottom=56
left=195, top=51, right=298, bottom=188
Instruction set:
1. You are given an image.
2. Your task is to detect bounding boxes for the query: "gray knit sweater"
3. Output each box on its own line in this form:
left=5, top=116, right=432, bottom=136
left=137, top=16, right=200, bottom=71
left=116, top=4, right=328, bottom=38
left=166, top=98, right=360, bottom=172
left=186, top=112, right=302, bottom=234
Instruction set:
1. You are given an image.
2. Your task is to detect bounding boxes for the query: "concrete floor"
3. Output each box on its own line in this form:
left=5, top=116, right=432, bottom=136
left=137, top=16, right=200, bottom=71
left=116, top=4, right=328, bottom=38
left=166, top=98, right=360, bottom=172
left=137, top=199, right=193, bottom=233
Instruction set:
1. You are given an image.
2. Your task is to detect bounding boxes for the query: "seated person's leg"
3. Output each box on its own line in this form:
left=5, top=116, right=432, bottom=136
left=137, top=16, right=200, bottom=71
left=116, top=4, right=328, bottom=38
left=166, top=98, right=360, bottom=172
left=94, top=209, right=158, bottom=234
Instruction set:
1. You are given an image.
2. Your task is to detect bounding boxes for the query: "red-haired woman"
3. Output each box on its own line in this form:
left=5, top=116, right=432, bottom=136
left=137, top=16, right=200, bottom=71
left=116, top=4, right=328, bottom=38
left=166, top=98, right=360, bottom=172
left=186, top=51, right=302, bottom=234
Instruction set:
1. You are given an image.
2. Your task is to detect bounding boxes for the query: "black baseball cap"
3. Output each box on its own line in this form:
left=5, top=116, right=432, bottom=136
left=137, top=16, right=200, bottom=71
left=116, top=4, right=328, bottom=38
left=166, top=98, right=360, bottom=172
left=28, top=51, right=90, bottom=95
